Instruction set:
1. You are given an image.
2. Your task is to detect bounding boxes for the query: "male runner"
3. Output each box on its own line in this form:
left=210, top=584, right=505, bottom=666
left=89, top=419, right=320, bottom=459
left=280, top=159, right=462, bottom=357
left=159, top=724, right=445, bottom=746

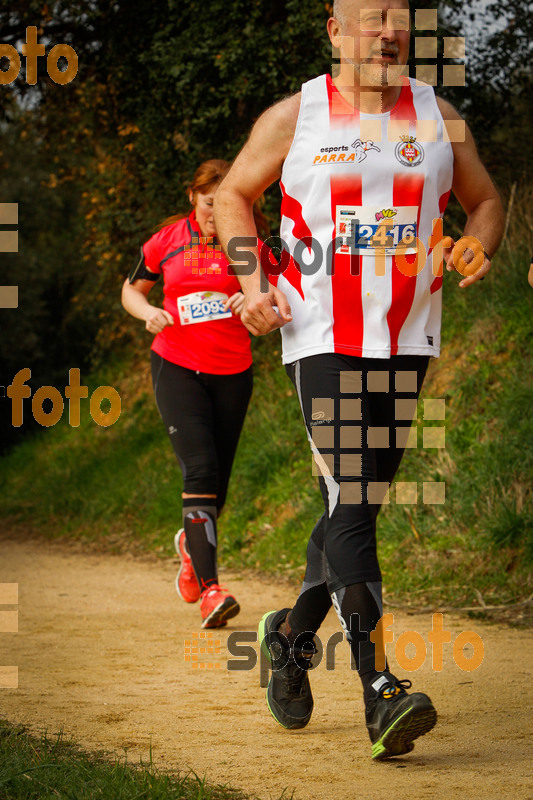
left=215, top=0, right=503, bottom=759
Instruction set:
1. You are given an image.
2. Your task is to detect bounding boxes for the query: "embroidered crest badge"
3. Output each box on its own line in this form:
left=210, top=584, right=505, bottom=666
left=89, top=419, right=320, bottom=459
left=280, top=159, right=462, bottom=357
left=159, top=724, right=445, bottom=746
left=395, top=135, right=425, bottom=168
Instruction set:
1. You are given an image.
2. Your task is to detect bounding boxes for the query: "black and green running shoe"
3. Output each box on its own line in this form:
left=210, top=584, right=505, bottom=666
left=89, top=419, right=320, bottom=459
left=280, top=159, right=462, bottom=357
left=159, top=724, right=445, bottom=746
left=258, top=609, right=315, bottom=730
left=365, top=677, right=437, bottom=760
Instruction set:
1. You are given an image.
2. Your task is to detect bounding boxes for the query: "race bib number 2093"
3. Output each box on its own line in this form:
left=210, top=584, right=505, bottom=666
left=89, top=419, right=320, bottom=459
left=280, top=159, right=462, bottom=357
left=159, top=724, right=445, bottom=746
left=177, top=291, right=232, bottom=325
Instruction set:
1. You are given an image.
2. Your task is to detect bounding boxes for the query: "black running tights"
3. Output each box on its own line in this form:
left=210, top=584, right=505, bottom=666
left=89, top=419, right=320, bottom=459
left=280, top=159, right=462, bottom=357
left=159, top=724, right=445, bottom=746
left=151, top=352, right=253, bottom=514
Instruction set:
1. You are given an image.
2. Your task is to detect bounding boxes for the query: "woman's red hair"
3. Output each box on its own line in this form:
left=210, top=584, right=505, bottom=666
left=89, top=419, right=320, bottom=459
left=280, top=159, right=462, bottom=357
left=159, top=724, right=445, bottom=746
left=188, top=159, right=231, bottom=198
left=156, top=159, right=269, bottom=238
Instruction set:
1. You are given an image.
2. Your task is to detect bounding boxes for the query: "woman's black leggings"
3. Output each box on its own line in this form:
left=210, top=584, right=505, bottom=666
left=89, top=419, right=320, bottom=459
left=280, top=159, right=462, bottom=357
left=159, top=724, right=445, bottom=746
left=151, top=352, right=253, bottom=514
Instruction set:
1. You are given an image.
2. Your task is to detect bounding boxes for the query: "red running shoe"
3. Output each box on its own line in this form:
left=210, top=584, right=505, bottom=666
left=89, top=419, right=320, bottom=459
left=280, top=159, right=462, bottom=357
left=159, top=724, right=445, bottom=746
left=174, top=529, right=200, bottom=603
left=200, top=584, right=240, bottom=629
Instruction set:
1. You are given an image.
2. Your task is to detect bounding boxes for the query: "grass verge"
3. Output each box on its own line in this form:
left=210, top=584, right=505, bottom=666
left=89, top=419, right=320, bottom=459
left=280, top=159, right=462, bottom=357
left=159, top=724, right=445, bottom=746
left=0, top=719, right=281, bottom=800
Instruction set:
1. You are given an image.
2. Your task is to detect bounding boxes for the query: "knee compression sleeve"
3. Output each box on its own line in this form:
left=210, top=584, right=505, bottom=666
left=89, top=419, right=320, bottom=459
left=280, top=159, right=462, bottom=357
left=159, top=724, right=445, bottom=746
left=182, top=499, right=218, bottom=591
left=332, top=581, right=387, bottom=674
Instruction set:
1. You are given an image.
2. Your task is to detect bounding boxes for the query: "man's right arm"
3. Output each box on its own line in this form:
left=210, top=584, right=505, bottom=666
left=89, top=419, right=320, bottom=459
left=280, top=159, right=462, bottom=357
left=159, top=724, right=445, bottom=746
left=215, top=93, right=301, bottom=335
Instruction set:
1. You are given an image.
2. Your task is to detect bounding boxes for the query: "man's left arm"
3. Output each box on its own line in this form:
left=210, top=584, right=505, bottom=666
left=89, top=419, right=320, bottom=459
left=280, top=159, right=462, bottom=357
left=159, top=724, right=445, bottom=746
left=437, top=97, right=504, bottom=288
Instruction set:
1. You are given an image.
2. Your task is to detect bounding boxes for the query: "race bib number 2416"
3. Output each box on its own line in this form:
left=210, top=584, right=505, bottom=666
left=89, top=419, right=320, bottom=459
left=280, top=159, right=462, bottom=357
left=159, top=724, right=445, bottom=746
left=336, top=205, right=418, bottom=256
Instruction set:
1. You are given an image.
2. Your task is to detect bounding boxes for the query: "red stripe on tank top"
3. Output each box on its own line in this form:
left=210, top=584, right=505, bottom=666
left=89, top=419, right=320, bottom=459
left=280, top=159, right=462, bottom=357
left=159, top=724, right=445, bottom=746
left=388, top=173, right=426, bottom=354
left=390, top=79, right=417, bottom=130
left=326, top=73, right=361, bottom=127
left=277, top=182, right=313, bottom=301
left=330, top=174, right=363, bottom=353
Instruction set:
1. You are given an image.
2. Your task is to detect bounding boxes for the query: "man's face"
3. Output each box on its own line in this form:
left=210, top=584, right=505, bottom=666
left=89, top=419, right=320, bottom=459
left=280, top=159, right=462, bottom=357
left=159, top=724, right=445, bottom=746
left=329, top=0, right=411, bottom=86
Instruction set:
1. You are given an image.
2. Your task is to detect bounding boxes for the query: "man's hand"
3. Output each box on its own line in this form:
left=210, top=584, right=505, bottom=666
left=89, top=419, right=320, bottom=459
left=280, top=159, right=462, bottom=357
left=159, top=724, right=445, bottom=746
left=241, top=284, right=292, bottom=335
left=437, top=98, right=503, bottom=285
left=444, top=239, right=491, bottom=288
left=145, top=307, right=174, bottom=334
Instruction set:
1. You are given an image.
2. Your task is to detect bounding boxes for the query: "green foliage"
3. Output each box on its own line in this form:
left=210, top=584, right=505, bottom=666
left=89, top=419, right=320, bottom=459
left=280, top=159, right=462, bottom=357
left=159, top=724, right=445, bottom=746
left=463, top=1, right=533, bottom=187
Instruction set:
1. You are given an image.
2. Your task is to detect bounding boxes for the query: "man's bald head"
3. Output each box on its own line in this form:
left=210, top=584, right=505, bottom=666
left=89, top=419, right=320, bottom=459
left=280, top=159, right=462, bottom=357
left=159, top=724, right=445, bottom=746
left=332, top=0, right=410, bottom=30
left=332, top=0, right=347, bottom=27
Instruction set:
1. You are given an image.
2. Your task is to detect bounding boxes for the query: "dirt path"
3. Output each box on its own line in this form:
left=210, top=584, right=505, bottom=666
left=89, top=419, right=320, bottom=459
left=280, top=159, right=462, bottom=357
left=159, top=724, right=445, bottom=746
left=1, top=536, right=531, bottom=799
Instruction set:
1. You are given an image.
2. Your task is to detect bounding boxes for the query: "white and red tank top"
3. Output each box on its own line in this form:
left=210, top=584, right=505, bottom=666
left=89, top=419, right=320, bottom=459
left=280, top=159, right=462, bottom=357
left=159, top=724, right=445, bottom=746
left=276, top=74, right=454, bottom=363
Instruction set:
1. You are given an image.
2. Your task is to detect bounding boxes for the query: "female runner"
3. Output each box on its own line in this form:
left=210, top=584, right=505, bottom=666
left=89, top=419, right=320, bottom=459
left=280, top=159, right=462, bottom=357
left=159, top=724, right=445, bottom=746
left=122, top=159, right=267, bottom=628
